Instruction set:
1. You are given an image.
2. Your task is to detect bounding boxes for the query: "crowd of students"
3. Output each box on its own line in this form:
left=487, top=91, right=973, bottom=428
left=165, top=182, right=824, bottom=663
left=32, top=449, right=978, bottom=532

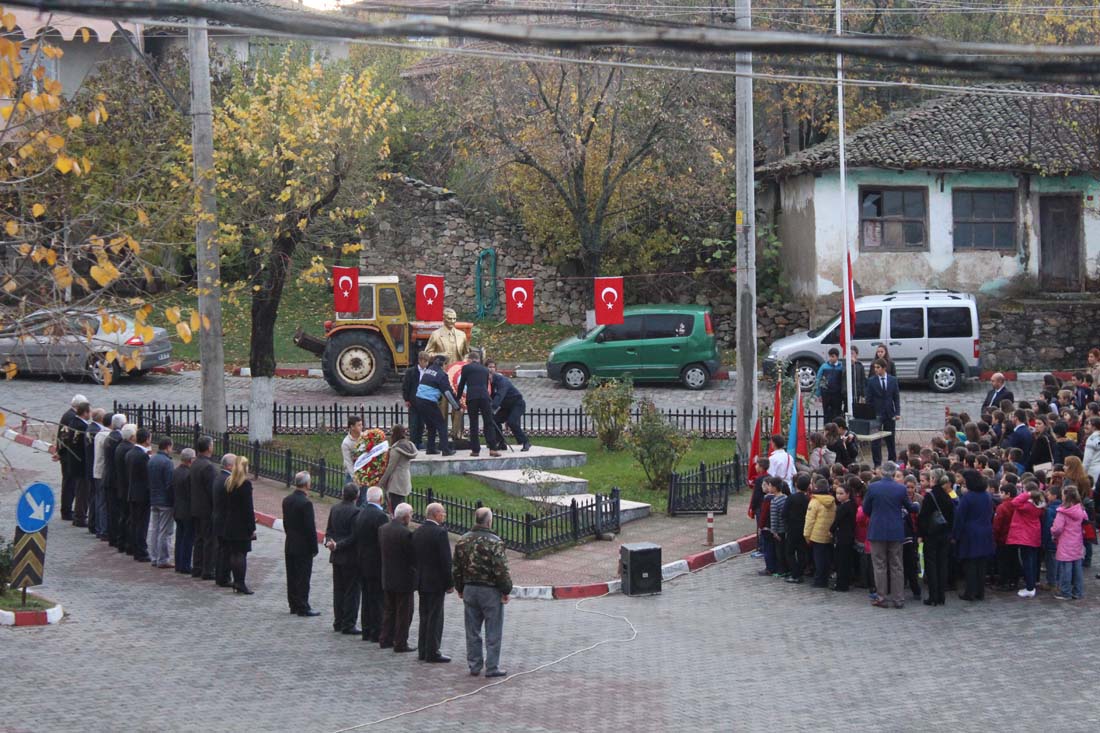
left=750, top=365, right=1100, bottom=606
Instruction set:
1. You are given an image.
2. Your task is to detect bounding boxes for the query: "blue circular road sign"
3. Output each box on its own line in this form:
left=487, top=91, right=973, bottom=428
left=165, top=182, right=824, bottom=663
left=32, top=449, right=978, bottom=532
left=16, top=482, right=55, bottom=533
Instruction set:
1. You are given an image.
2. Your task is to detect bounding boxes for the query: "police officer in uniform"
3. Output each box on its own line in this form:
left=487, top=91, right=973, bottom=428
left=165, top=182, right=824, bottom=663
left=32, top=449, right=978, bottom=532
left=457, top=350, right=500, bottom=458
left=453, top=506, right=513, bottom=678
left=414, top=355, right=459, bottom=457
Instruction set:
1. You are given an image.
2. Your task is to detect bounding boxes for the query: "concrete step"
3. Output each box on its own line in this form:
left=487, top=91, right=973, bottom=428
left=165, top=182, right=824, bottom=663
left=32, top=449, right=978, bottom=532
left=409, top=444, right=587, bottom=477
left=536, top=493, right=652, bottom=525
left=465, top=469, right=588, bottom=498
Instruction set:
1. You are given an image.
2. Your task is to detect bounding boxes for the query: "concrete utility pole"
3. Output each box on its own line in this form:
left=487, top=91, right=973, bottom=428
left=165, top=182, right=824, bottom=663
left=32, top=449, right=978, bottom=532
left=189, top=18, right=227, bottom=435
left=734, top=0, right=757, bottom=467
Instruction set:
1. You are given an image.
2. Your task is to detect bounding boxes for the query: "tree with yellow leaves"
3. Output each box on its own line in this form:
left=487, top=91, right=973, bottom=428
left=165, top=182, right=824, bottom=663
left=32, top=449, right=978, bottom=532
left=206, top=48, right=398, bottom=440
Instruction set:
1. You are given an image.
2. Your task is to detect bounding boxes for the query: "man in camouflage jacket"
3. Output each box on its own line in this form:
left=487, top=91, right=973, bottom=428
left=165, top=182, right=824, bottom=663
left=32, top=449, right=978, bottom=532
left=453, top=506, right=512, bottom=678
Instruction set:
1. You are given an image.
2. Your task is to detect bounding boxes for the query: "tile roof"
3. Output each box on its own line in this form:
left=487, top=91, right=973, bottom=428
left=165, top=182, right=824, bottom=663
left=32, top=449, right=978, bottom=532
left=756, top=86, right=1100, bottom=180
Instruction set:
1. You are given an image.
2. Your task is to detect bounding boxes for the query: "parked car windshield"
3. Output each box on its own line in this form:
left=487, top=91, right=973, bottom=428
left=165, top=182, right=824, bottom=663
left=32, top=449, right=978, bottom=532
left=807, top=312, right=840, bottom=338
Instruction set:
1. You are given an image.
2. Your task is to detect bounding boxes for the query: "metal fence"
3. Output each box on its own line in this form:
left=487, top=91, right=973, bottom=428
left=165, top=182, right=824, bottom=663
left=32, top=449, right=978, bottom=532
left=112, top=401, right=775, bottom=440
left=407, top=487, right=621, bottom=555
left=126, top=412, right=621, bottom=556
left=667, top=458, right=741, bottom=516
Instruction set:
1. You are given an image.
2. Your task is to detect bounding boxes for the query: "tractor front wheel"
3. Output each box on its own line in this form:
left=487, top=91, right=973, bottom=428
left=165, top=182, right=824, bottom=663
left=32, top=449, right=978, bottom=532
left=322, top=331, right=392, bottom=396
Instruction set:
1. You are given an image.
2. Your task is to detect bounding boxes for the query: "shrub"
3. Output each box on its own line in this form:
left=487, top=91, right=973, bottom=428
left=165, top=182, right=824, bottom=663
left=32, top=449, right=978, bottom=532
left=0, top=533, right=14, bottom=594
left=581, top=376, right=634, bottom=451
left=626, top=399, right=694, bottom=491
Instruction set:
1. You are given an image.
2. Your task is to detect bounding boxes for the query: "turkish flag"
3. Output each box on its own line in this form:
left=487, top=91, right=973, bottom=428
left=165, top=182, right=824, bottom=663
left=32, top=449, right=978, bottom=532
left=594, top=276, right=623, bottom=325
left=839, top=249, right=856, bottom=353
left=333, top=266, right=359, bottom=313
left=505, top=278, right=534, bottom=325
left=415, top=274, right=445, bottom=321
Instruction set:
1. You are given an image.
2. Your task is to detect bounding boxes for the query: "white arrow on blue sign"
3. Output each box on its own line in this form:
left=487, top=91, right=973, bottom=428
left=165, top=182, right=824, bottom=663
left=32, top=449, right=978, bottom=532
left=16, top=482, right=55, bottom=534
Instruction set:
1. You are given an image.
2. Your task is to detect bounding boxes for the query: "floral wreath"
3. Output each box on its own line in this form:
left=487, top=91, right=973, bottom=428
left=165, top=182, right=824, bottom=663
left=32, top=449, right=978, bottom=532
left=353, top=427, right=390, bottom=486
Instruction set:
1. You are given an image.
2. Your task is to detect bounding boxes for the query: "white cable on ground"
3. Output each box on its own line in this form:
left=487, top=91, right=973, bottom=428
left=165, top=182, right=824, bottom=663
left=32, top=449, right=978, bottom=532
left=327, top=592, right=639, bottom=732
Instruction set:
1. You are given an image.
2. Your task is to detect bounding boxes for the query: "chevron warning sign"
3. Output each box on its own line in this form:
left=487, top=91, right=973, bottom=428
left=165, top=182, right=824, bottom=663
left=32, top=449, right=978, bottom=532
left=11, top=527, right=47, bottom=589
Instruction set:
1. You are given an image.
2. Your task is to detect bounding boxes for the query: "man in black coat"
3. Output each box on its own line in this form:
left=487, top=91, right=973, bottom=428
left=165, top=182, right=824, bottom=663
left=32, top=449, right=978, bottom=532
left=412, top=502, right=453, bottom=662
left=212, top=454, right=235, bottom=587
left=190, top=436, right=218, bottom=580
left=865, top=359, right=901, bottom=466
left=69, top=401, right=92, bottom=527
left=325, top=484, right=361, bottom=634
left=125, top=427, right=152, bottom=563
left=283, top=471, right=320, bottom=617
left=980, top=372, right=1015, bottom=413
left=782, top=473, right=812, bottom=583
left=112, top=424, right=137, bottom=553
left=487, top=361, right=531, bottom=451
left=402, top=351, right=430, bottom=449
left=55, top=393, right=85, bottom=521
left=352, top=486, right=389, bottom=641
left=101, top=415, right=125, bottom=547
left=457, top=351, right=500, bottom=458
left=173, top=449, right=195, bottom=575
left=379, top=502, right=418, bottom=653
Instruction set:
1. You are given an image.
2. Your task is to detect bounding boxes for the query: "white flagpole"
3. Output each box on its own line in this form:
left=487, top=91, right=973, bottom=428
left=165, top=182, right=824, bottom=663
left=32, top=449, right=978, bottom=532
left=837, top=0, right=854, bottom=420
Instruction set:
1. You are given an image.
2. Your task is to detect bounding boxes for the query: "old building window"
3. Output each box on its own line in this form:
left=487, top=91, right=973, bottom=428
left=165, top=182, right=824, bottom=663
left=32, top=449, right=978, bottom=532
left=859, top=187, right=928, bottom=251
left=952, top=189, right=1016, bottom=250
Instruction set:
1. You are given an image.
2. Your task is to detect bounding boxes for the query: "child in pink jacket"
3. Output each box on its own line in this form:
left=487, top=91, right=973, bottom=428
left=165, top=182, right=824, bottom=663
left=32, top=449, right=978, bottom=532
left=1052, top=485, right=1087, bottom=600
left=1008, top=487, right=1045, bottom=598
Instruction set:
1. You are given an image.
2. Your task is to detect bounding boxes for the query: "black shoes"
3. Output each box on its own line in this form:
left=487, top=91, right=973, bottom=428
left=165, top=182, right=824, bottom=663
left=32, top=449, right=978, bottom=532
left=441, top=450, right=456, bottom=457
left=521, top=442, right=531, bottom=452
left=394, top=645, right=417, bottom=653
left=424, top=655, right=451, bottom=663
left=298, top=610, right=321, bottom=617
left=426, top=450, right=441, bottom=455
left=341, top=627, right=362, bottom=635
left=485, top=670, right=507, bottom=678
left=233, top=585, right=254, bottom=595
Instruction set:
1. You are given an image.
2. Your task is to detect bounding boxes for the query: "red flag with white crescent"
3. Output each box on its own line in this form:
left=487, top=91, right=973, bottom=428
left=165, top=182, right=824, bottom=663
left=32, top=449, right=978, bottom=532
left=594, top=276, right=623, bottom=325
left=415, top=274, right=445, bottom=321
left=505, top=278, right=534, bottom=325
left=333, top=266, right=359, bottom=313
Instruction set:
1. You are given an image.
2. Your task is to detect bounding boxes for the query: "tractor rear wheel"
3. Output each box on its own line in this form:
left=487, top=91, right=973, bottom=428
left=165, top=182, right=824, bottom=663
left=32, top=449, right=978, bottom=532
left=322, top=330, right=392, bottom=396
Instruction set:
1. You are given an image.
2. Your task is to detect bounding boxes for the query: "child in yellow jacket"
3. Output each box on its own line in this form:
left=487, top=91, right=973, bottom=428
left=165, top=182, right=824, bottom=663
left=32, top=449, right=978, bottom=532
left=804, top=483, right=837, bottom=588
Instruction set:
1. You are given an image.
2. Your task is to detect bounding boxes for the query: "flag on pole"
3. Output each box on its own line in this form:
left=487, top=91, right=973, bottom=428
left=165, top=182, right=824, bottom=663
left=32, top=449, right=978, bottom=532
left=771, top=379, right=783, bottom=438
left=747, top=416, right=762, bottom=483
left=839, top=249, right=856, bottom=353
left=787, top=388, right=808, bottom=461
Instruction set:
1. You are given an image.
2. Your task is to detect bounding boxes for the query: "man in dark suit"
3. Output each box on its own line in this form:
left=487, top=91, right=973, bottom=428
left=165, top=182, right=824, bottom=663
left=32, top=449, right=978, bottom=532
left=865, top=358, right=901, bottom=466
left=190, top=436, right=218, bottom=580
left=112, top=424, right=137, bottom=553
left=412, top=502, right=453, bottom=662
left=55, top=393, right=85, bottom=521
left=487, top=360, right=531, bottom=452
left=101, top=414, right=126, bottom=546
left=212, top=454, right=235, bottom=587
left=69, top=401, right=92, bottom=527
left=283, top=471, right=320, bottom=617
left=457, top=351, right=500, bottom=458
left=379, top=502, right=418, bottom=653
left=981, top=372, right=1015, bottom=413
left=402, top=351, right=430, bottom=449
left=325, top=484, right=361, bottom=634
left=173, top=448, right=195, bottom=575
left=353, top=486, right=389, bottom=641
left=862, top=462, right=915, bottom=608
left=1001, top=409, right=1034, bottom=468
left=125, top=427, right=152, bottom=563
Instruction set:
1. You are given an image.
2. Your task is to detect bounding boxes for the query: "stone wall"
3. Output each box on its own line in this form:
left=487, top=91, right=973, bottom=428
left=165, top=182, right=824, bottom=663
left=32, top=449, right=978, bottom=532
left=980, top=297, right=1100, bottom=370
left=359, top=176, right=588, bottom=327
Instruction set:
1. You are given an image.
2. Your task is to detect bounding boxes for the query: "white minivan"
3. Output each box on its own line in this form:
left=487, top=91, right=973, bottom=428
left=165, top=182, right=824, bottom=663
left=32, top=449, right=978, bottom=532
left=762, top=290, right=981, bottom=393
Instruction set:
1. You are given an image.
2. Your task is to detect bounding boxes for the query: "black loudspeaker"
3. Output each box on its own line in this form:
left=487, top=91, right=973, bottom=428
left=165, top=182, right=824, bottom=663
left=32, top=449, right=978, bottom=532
left=620, top=542, right=662, bottom=596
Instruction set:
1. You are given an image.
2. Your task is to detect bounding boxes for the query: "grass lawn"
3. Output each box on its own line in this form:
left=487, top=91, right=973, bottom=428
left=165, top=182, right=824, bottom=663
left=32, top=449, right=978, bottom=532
left=0, top=588, right=54, bottom=611
left=272, top=434, right=736, bottom=515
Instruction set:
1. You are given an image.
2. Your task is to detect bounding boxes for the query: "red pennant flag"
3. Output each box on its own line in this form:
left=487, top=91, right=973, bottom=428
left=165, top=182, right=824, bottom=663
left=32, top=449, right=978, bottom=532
left=594, top=276, right=623, bottom=325
left=505, top=278, right=534, bottom=325
left=333, top=266, right=359, bottom=313
left=794, top=389, right=809, bottom=461
left=747, top=416, right=762, bottom=484
left=415, top=274, right=445, bottom=321
left=770, top=379, right=783, bottom=439
left=840, top=250, right=856, bottom=353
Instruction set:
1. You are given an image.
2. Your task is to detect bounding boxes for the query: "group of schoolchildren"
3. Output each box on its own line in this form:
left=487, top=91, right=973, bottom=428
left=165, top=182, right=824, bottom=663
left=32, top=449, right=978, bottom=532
left=749, top=364, right=1100, bottom=605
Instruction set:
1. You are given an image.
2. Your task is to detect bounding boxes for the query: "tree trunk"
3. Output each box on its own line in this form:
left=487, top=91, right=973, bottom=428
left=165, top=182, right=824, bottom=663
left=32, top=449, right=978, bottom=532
left=248, top=234, right=294, bottom=442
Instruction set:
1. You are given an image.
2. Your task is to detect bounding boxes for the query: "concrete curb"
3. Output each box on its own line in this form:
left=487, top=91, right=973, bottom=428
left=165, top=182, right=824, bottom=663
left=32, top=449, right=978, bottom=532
left=515, top=368, right=734, bottom=382
left=233, top=367, right=324, bottom=378
left=151, top=362, right=186, bottom=374
left=0, top=598, right=64, bottom=626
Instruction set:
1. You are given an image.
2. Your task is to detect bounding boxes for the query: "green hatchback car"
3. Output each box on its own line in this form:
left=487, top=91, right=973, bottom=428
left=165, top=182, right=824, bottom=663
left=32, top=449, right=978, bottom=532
left=546, top=305, right=721, bottom=390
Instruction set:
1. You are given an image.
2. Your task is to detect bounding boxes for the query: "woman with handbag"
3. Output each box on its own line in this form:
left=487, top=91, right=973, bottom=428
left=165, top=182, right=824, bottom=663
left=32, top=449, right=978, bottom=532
left=919, top=470, right=955, bottom=606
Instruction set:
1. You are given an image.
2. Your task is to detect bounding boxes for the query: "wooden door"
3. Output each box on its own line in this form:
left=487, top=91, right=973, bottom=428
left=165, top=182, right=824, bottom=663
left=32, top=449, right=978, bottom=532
left=1039, top=195, right=1082, bottom=291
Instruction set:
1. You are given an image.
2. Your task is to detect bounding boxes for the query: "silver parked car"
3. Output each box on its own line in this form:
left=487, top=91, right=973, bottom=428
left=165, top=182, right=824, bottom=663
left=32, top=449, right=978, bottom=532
left=762, top=290, right=981, bottom=393
left=0, top=309, right=173, bottom=383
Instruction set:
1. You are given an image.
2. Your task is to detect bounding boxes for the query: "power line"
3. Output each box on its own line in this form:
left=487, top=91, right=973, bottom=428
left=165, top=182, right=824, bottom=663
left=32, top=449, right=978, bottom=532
left=10, top=0, right=1100, bottom=82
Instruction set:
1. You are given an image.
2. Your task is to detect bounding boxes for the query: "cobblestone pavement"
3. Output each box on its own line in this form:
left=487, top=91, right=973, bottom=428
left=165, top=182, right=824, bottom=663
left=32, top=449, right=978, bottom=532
left=0, top=370, right=1042, bottom=431
left=5, top=446, right=1100, bottom=733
